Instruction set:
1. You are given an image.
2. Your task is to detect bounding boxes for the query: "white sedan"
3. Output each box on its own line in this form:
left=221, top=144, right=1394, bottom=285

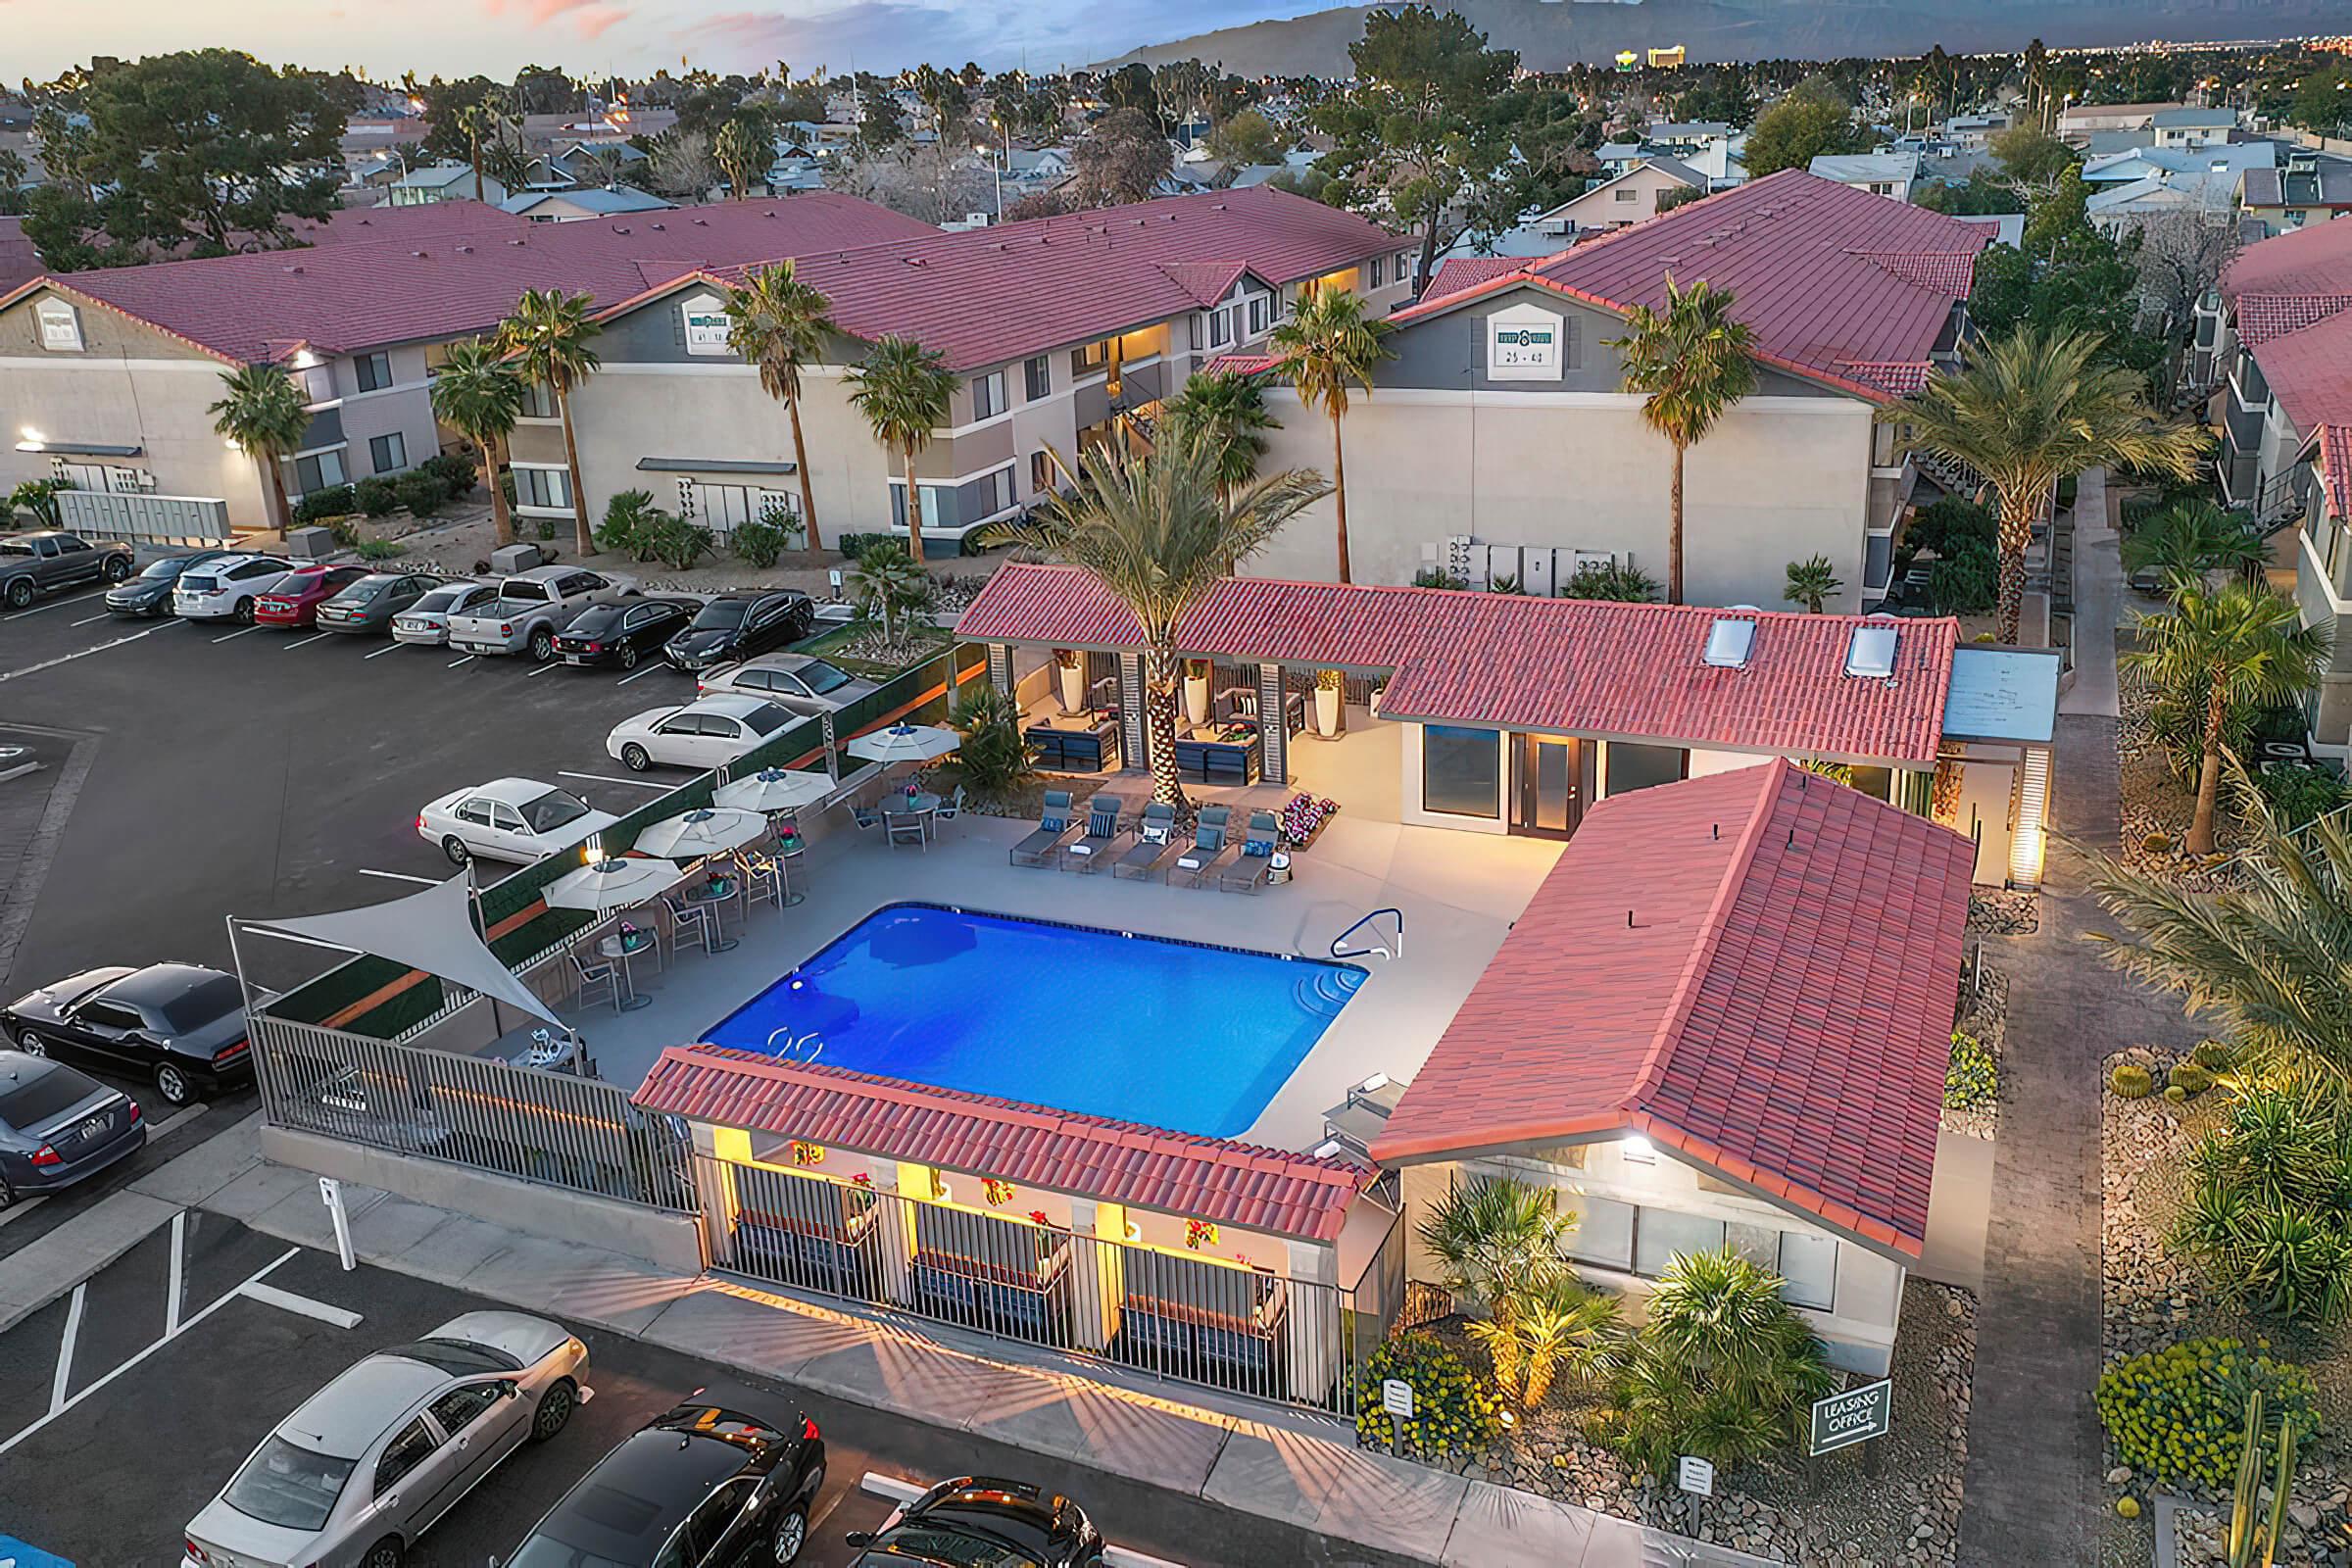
left=606, top=693, right=802, bottom=772
left=416, top=778, right=619, bottom=866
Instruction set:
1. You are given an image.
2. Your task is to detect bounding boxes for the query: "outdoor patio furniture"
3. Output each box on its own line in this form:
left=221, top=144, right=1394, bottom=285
left=906, top=1204, right=1074, bottom=1343
left=660, top=894, right=719, bottom=956
left=1027, top=718, right=1119, bottom=773
left=936, top=786, right=965, bottom=828
left=1171, top=806, right=1235, bottom=887
left=1117, top=1250, right=1289, bottom=1391
left=729, top=1203, right=881, bottom=1298
left=1217, top=810, right=1282, bottom=894
left=592, top=935, right=653, bottom=1011
left=1214, top=688, right=1307, bottom=737
left=1060, top=795, right=1127, bottom=871
left=850, top=804, right=883, bottom=831
left=1010, top=790, right=1079, bottom=867
left=884, top=792, right=936, bottom=850
left=1174, top=731, right=1259, bottom=786
left=569, top=953, right=622, bottom=1013
left=741, top=852, right=787, bottom=912
left=1112, top=802, right=1181, bottom=879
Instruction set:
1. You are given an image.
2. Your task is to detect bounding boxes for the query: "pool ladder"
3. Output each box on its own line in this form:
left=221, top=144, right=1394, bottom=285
left=766, top=1028, right=826, bottom=1064
left=1330, top=907, right=1403, bottom=962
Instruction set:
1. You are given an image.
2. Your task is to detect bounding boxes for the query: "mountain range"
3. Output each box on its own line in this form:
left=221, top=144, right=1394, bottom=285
left=1107, top=0, right=2352, bottom=75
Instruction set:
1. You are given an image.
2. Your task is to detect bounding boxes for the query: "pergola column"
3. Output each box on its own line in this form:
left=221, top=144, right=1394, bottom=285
left=1258, top=663, right=1289, bottom=785
left=1119, top=653, right=1147, bottom=770
left=987, top=643, right=1013, bottom=696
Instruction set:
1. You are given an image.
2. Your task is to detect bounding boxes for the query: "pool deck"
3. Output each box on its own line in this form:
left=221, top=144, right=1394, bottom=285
left=559, top=806, right=1564, bottom=1154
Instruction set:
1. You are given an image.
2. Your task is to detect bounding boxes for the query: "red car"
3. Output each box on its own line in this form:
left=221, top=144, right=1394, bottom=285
left=253, top=564, right=368, bottom=628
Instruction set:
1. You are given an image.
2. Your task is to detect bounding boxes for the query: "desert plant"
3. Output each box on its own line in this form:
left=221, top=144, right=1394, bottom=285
left=1412, top=567, right=1468, bottom=589
left=2227, top=1390, right=2298, bottom=1568
left=429, top=337, right=525, bottom=547
left=731, top=516, right=792, bottom=569
left=1315, top=668, right=1344, bottom=693
left=6, top=478, right=71, bottom=529
left=2173, top=1079, right=2352, bottom=1324
left=724, top=260, right=835, bottom=556
left=2110, top=1062, right=2156, bottom=1098
left=394, top=470, right=451, bottom=518
left=1271, top=282, right=1393, bottom=583
left=2192, top=1040, right=2237, bottom=1072
left=846, top=335, right=958, bottom=565
left=1351, top=1335, right=1503, bottom=1455
left=1468, top=1274, right=1622, bottom=1407
left=1945, top=1029, right=1997, bottom=1110
left=1414, top=1174, right=1576, bottom=1319
left=2125, top=499, right=2268, bottom=595
left=598, top=489, right=663, bottom=560
left=1607, top=273, right=1757, bottom=604
left=1164, top=369, right=1277, bottom=506
left=847, top=541, right=932, bottom=646
left=420, top=450, right=479, bottom=497
left=949, top=683, right=1034, bottom=794
left=2168, top=1062, right=2215, bottom=1097
left=355, top=538, right=405, bottom=562
left=355, top=476, right=400, bottom=517
left=209, top=363, right=310, bottom=531
left=2093, top=1338, right=2319, bottom=1488
left=648, top=514, right=715, bottom=571
left=495, top=287, right=603, bottom=556
left=1488, top=571, right=1523, bottom=595
left=1785, top=555, right=1841, bottom=613
left=1563, top=561, right=1661, bottom=603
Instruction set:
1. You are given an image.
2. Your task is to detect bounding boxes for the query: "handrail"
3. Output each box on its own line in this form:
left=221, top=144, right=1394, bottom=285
left=1331, top=907, right=1403, bottom=961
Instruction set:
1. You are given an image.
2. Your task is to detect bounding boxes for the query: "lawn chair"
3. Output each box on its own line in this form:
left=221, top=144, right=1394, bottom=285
left=1112, top=802, right=1181, bottom=879
left=936, top=785, right=965, bottom=830
left=1060, top=795, right=1127, bottom=871
left=569, top=953, right=621, bottom=1012
left=1009, top=789, right=1078, bottom=867
left=1170, top=805, right=1235, bottom=888
left=1218, top=810, right=1282, bottom=894
left=850, top=803, right=883, bottom=832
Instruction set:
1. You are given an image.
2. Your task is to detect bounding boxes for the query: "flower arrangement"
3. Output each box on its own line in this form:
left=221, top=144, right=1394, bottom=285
left=982, top=1177, right=1015, bottom=1206
left=790, top=1141, right=825, bottom=1167
left=2094, top=1338, right=2320, bottom=1487
left=1186, top=1218, right=1219, bottom=1250
left=616, top=918, right=644, bottom=951
left=1279, top=793, right=1341, bottom=844
left=1353, top=1335, right=1503, bottom=1455
left=1028, top=1209, right=1051, bottom=1227
left=849, top=1172, right=872, bottom=1188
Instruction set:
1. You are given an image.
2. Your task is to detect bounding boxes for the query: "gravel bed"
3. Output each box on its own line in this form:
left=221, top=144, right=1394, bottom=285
left=1942, top=965, right=2007, bottom=1142
left=2116, top=672, right=2251, bottom=895
left=1967, top=891, right=2039, bottom=937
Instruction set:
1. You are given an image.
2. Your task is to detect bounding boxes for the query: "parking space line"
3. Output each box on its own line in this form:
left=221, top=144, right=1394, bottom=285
left=2, top=590, right=104, bottom=621
left=283, top=632, right=333, bottom=650
left=0, top=626, right=164, bottom=684
left=358, top=868, right=439, bottom=885
left=447, top=654, right=475, bottom=668
left=560, top=770, right=669, bottom=788
left=525, top=660, right=564, bottom=677
left=165, top=1210, right=185, bottom=1337
left=237, top=1280, right=364, bottom=1329
left=364, top=642, right=405, bottom=659
left=69, top=612, right=109, bottom=627
left=210, top=626, right=259, bottom=645
left=616, top=662, right=665, bottom=685
left=47, top=1285, right=84, bottom=1413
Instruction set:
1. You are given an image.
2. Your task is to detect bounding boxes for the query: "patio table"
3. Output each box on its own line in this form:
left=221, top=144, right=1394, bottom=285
left=884, top=792, right=941, bottom=847
left=683, top=876, right=743, bottom=952
left=596, top=933, right=655, bottom=1011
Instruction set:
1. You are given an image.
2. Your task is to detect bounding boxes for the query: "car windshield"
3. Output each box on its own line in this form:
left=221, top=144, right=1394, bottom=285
left=139, top=556, right=199, bottom=579
left=221, top=1435, right=355, bottom=1533
left=507, top=1537, right=637, bottom=1568
left=518, top=791, right=591, bottom=834
left=860, top=1524, right=1042, bottom=1567
left=742, top=703, right=795, bottom=736
left=388, top=1335, right=522, bottom=1375
left=155, top=973, right=241, bottom=1032
left=334, top=580, right=388, bottom=602
left=414, top=585, right=473, bottom=612
left=500, top=581, right=551, bottom=604
left=798, top=661, right=854, bottom=695
left=691, top=601, right=749, bottom=631
left=0, top=1063, right=96, bottom=1130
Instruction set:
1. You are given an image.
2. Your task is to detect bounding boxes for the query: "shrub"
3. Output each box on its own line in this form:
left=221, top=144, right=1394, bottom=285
left=1562, top=561, right=1661, bottom=603
left=291, top=484, right=355, bottom=523
left=534, top=514, right=557, bottom=541
left=2191, top=1040, right=2235, bottom=1072
left=2094, top=1338, right=2320, bottom=1488
left=420, top=450, right=477, bottom=496
left=2167, top=1062, right=2213, bottom=1097
left=1908, top=496, right=1996, bottom=558
left=1928, top=545, right=1998, bottom=615
left=2165, top=1085, right=2189, bottom=1102
left=1415, top=1175, right=1576, bottom=1316
left=835, top=531, right=886, bottom=560
left=1412, top=566, right=1468, bottom=590
left=950, top=684, right=1034, bottom=794
left=1944, top=1030, right=1997, bottom=1110
left=1466, top=1274, right=1621, bottom=1408
left=2257, top=762, right=2351, bottom=831
left=394, top=471, right=451, bottom=518
left=2116, top=1496, right=2141, bottom=1519
left=355, top=476, right=400, bottom=517
left=1352, top=1335, right=1503, bottom=1455
left=648, top=515, right=715, bottom=571
left=2110, top=1063, right=2155, bottom=1099
left=732, top=516, right=793, bottom=568
left=356, top=538, right=405, bottom=562
left=2175, top=1081, right=2352, bottom=1323
left=598, top=489, right=663, bottom=560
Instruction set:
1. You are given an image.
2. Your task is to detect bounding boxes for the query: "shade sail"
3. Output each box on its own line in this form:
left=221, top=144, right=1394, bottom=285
left=247, top=872, right=563, bottom=1029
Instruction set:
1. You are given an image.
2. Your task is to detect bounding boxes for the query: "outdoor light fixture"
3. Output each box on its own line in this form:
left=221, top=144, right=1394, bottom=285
left=1622, top=1134, right=1655, bottom=1162
left=18, top=426, right=40, bottom=445
left=1123, top=1219, right=1141, bottom=1242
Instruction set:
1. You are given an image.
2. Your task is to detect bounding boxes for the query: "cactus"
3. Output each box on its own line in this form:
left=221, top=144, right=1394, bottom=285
left=2228, top=1390, right=2299, bottom=1568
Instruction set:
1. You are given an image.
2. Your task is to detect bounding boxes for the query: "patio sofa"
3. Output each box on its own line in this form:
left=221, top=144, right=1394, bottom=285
left=908, top=1202, right=1073, bottom=1344
left=1174, top=727, right=1260, bottom=786
left=1117, top=1249, right=1290, bottom=1390
left=1028, top=716, right=1120, bottom=773
left=727, top=1201, right=881, bottom=1298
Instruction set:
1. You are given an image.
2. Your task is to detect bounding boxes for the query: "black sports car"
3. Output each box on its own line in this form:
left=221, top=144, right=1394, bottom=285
left=103, top=550, right=236, bottom=616
left=847, top=1477, right=1105, bottom=1567
left=1, top=963, right=250, bottom=1106
left=555, top=595, right=701, bottom=669
left=504, top=1389, right=826, bottom=1566
left=662, top=590, right=815, bottom=673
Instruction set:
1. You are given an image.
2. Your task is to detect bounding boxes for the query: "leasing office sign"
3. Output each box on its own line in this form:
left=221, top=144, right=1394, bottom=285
left=681, top=293, right=731, bottom=356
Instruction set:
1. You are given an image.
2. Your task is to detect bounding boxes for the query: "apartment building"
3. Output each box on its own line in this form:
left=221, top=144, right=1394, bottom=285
left=1531, top=157, right=1708, bottom=236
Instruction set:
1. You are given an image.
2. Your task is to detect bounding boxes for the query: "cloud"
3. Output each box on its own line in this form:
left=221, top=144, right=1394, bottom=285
left=678, top=0, right=1303, bottom=72
left=526, top=0, right=598, bottom=23
left=574, top=3, right=629, bottom=35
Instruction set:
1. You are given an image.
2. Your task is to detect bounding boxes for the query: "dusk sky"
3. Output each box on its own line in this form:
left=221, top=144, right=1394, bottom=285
left=0, top=0, right=1329, bottom=84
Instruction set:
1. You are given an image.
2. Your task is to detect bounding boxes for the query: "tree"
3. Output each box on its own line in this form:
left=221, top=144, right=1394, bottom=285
left=6, top=479, right=71, bottom=529
left=427, top=338, right=527, bottom=550
left=976, top=429, right=1327, bottom=808
left=713, top=117, right=765, bottom=199
left=1564, top=561, right=1661, bottom=602
left=1205, top=107, right=1282, bottom=168
left=1738, top=81, right=1868, bottom=177
left=454, top=100, right=508, bottom=203
left=847, top=540, right=930, bottom=646
left=846, top=336, right=959, bottom=567
left=858, top=91, right=906, bottom=151
left=0, top=150, right=26, bottom=218
left=2022, top=165, right=2093, bottom=261
left=495, top=289, right=603, bottom=558
left=2123, top=500, right=2267, bottom=595
left=1894, top=326, right=2206, bottom=644
left=1164, top=370, right=1277, bottom=505
left=2135, top=211, right=2242, bottom=352
left=724, top=262, right=836, bottom=559
left=1607, top=274, right=1757, bottom=605
left=2123, top=581, right=2328, bottom=855
left=1988, top=123, right=2079, bottom=193
left=208, top=364, right=310, bottom=533
left=643, top=130, right=719, bottom=199
left=1270, top=284, right=1394, bottom=584
left=1785, top=555, right=1842, bottom=612
left=2289, top=59, right=2352, bottom=137
left=1071, top=108, right=1171, bottom=206
left=410, top=74, right=506, bottom=165
left=1313, top=6, right=1522, bottom=293
left=1100, top=63, right=1161, bottom=125
left=23, top=51, right=358, bottom=269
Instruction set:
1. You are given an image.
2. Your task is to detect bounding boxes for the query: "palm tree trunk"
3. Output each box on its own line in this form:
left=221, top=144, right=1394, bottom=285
left=1330, top=412, right=1351, bottom=585
left=487, top=432, right=516, bottom=550
left=2188, top=662, right=2228, bottom=856
left=263, top=454, right=292, bottom=535
left=903, top=447, right=927, bottom=566
left=788, top=395, right=822, bottom=559
left=1668, top=440, right=1687, bottom=605
left=1143, top=646, right=1188, bottom=810
left=470, top=126, right=484, bottom=203
left=1995, top=492, right=2036, bottom=645
left=556, top=385, right=592, bottom=558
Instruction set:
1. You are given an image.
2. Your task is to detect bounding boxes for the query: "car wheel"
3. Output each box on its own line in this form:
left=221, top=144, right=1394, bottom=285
left=770, top=1505, right=808, bottom=1565
left=528, top=627, right=555, bottom=662
left=620, top=743, right=652, bottom=772
left=153, top=1062, right=192, bottom=1106
left=361, top=1536, right=404, bottom=1568
left=101, top=555, right=132, bottom=583
left=441, top=835, right=471, bottom=867
left=530, top=1378, right=576, bottom=1442
left=0, top=1178, right=15, bottom=1210
left=233, top=597, right=255, bottom=625
left=3, top=577, right=32, bottom=610
left=15, top=1028, right=47, bottom=1057
left=618, top=643, right=639, bottom=670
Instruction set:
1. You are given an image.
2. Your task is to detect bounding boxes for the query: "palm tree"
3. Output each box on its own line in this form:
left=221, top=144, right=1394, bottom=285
left=1164, top=369, right=1277, bottom=504
left=1785, top=554, right=1842, bottom=612
left=2122, top=580, right=2328, bottom=855
left=495, top=289, right=603, bottom=557
left=713, top=118, right=764, bottom=200
left=1606, top=274, right=1756, bottom=606
left=976, top=428, right=1327, bottom=808
left=846, top=336, right=959, bottom=566
left=209, top=363, right=311, bottom=532
left=1270, top=283, right=1392, bottom=584
left=2124, top=499, right=2269, bottom=596
left=428, top=338, right=526, bottom=549
left=1896, top=326, right=2208, bottom=644
left=724, top=262, right=836, bottom=559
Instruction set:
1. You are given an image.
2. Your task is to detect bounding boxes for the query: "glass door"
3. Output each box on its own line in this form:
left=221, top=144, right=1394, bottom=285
left=1511, top=735, right=1582, bottom=839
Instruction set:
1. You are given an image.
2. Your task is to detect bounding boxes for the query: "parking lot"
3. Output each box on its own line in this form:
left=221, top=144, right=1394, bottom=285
left=0, top=1216, right=1380, bottom=1567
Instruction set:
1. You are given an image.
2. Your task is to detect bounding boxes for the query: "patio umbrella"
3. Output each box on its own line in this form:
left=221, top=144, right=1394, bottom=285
left=714, top=767, right=835, bottom=814
left=544, top=856, right=683, bottom=913
left=846, top=721, right=960, bottom=764
left=633, top=807, right=768, bottom=859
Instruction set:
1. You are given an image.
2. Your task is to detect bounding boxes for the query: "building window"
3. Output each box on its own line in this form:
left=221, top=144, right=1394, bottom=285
left=1776, top=1232, right=1838, bottom=1310
left=1396, top=250, right=1412, bottom=283
left=890, top=480, right=956, bottom=531
left=1634, top=1209, right=1726, bottom=1279
left=518, top=381, right=558, bottom=419
left=1070, top=340, right=1110, bottom=378
left=368, top=432, right=407, bottom=474
left=970, top=371, right=1004, bottom=421
left=1207, top=309, right=1232, bottom=349
left=355, top=352, right=394, bottom=393
left=514, top=466, right=571, bottom=510
left=292, top=449, right=348, bottom=495
left=1248, top=295, right=1268, bottom=335
left=1029, top=449, right=1054, bottom=495
left=1615, top=185, right=1639, bottom=202
left=1024, top=355, right=1051, bottom=401
left=1369, top=256, right=1385, bottom=289
left=971, top=464, right=1015, bottom=520
left=1564, top=1194, right=1636, bottom=1271
left=1604, top=741, right=1686, bottom=797
left=1422, top=724, right=1500, bottom=818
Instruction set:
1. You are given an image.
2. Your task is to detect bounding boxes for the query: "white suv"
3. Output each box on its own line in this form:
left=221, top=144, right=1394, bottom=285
left=172, top=556, right=297, bottom=622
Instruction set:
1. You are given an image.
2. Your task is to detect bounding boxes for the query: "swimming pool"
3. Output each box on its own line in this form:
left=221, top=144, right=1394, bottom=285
left=704, top=903, right=1365, bottom=1139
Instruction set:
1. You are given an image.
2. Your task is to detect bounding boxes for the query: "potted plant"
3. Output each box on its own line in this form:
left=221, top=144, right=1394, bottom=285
left=1054, top=648, right=1086, bottom=714
left=1313, top=668, right=1344, bottom=738
left=1184, top=659, right=1213, bottom=726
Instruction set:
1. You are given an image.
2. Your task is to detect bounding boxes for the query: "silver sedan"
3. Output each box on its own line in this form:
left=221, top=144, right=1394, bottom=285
left=390, top=581, right=496, bottom=647
left=181, top=1311, right=589, bottom=1568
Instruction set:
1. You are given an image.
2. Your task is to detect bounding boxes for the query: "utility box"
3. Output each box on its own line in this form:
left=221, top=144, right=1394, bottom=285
left=490, top=542, right=549, bottom=574
left=284, top=525, right=336, bottom=560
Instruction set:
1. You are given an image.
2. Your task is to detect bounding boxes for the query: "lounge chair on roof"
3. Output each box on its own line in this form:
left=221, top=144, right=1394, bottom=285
left=1009, top=789, right=1079, bottom=867
left=1112, top=802, right=1181, bottom=879
left=1171, top=805, right=1235, bottom=888
left=1217, top=810, right=1282, bottom=893
left=1060, top=795, right=1127, bottom=871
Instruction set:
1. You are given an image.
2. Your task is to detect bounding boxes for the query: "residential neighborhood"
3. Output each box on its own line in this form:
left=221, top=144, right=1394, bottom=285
left=0, top=21, right=2348, bottom=1568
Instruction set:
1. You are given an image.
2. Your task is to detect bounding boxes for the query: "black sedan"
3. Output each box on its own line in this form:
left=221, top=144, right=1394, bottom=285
left=103, top=550, right=236, bottom=616
left=0, top=1052, right=143, bottom=1208
left=2, top=963, right=251, bottom=1106
left=317, top=569, right=443, bottom=634
left=556, top=595, right=702, bottom=669
left=847, top=1477, right=1105, bottom=1567
left=504, top=1389, right=826, bottom=1566
left=662, top=590, right=816, bottom=674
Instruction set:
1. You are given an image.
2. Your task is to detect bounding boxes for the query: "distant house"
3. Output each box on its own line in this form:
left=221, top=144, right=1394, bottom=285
left=1532, top=157, right=1708, bottom=236
left=1643, top=121, right=1744, bottom=185
left=1593, top=141, right=1647, bottom=178
left=2152, top=106, right=2238, bottom=149
left=2084, top=142, right=2274, bottom=187
left=382, top=163, right=506, bottom=208
left=1808, top=151, right=1920, bottom=202
left=2058, top=100, right=2183, bottom=145
left=500, top=186, right=673, bottom=222
left=1943, top=112, right=2010, bottom=151
left=2239, top=151, right=2352, bottom=235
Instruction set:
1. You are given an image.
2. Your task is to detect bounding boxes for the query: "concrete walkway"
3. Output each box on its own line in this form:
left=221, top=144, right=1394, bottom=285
left=2063, top=466, right=2123, bottom=720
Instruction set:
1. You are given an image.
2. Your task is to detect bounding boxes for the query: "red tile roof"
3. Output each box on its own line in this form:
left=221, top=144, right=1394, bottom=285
left=957, top=564, right=1959, bottom=764
left=0, top=219, right=37, bottom=299
left=1369, top=759, right=1974, bottom=1258
left=2320, top=424, right=2352, bottom=526
left=633, top=1046, right=1373, bottom=1243
left=1425, top=253, right=1559, bottom=300
left=1403, top=171, right=1988, bottom=403
left=1201, top=352, right=1280, bottom=377
left=2246, top=307, right=2352, bottom=435
left=2235, top=293, right=2352, bottom=347
left=3, top=194, right=936, bottom=363
left=2223, top=214, right=2352, bottom=302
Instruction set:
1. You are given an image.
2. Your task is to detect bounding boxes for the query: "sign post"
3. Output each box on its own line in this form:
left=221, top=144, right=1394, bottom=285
left=1677, top=1454, right=1714, bottom=1539
left=319, top=1175, right=355, bottom=1271
left=1381, top=1378, right=1414, bottom=1457
left=1808, top=1379, right=1894, bottom=1489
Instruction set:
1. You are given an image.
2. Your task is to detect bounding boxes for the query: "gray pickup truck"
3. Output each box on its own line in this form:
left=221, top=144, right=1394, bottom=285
left=445, top=564, right=641, bottom=661
left=0, top=530, right=135, bottom=608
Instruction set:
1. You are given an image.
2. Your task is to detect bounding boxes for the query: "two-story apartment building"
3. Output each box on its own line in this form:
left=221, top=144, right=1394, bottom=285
left=1235, top=171, right=1990, bottom=610
left=1529, top=157, right=1708, bottom=237
left=2239, top=151, right=2352, bottom=235
left=546, top=186, right=1412, bottom=547
left=0, top=196, right=935, bottom=530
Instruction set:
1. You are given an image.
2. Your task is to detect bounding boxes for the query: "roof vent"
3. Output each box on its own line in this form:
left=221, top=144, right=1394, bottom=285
left=650, top=222, right=665, bottom=230
left=284, top=264, right=305, bottom=274
left=1844, top=623, right=1899, bottom=679
left=1702, top=616, right=1756, bottom=668
left=456, top=244, right=472, bottom=254
left=612, top=225, right=630, bottom=234
left=693, top=218, right=709, bottom=225
left=509, top=238, right=526, bottom=246
left=411, top=250, right=426, bottom=258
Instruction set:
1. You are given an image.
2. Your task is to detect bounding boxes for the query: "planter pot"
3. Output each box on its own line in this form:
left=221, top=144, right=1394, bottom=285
left=1056, top=662, right=1086, bottom=714
left=1184, top=674, right=1211, bottom=726
left=1369, top=686, right=1385, bottom=718
left=1313, top=685, right=1342, bottom=738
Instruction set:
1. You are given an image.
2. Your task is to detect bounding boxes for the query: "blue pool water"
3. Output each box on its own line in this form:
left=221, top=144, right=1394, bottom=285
left=705, top=903, right=1365, bottom=1139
